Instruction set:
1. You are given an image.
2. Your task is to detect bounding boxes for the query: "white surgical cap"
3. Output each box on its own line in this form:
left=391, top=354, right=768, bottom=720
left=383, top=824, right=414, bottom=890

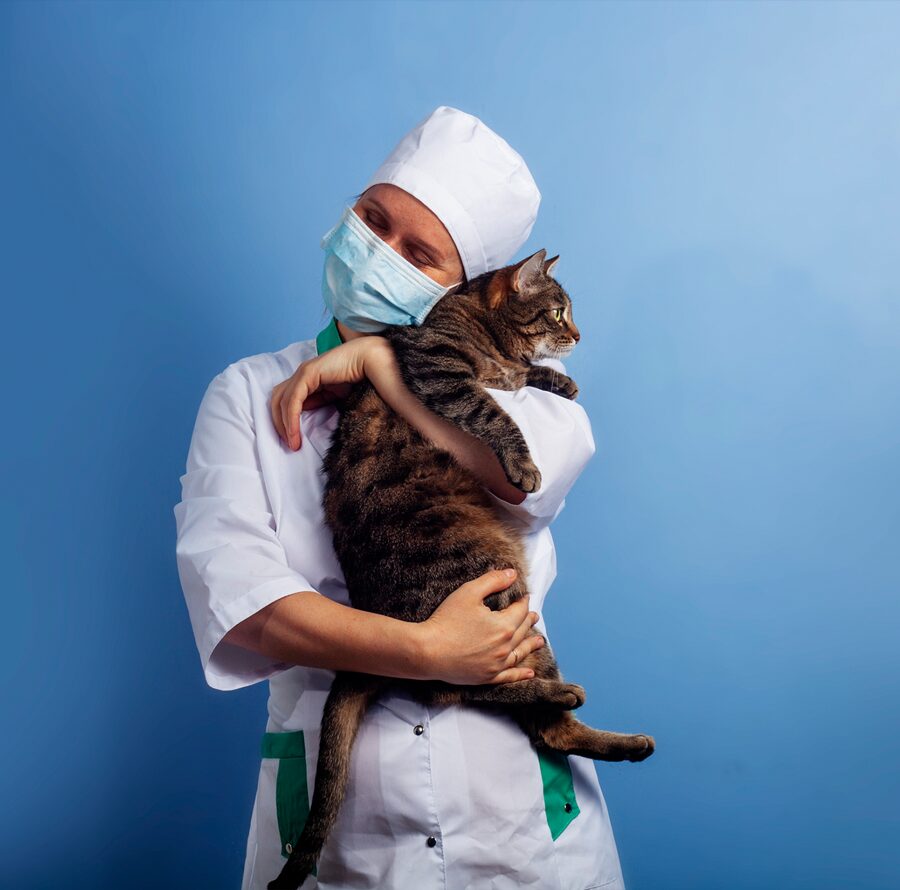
left=361, top=105, right=541, bottom=281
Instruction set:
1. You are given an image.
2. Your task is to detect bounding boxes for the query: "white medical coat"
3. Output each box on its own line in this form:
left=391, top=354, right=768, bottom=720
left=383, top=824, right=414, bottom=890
left=173, top=336, right=627, bottom=890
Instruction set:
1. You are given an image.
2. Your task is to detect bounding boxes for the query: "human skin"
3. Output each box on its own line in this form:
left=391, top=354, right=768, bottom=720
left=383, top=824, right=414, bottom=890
left=222, top=183, right=544, bottom=685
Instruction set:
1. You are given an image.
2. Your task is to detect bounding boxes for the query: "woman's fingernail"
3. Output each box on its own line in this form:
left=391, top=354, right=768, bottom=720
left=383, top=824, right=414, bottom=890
left=504, top=569, right=516, bottom=578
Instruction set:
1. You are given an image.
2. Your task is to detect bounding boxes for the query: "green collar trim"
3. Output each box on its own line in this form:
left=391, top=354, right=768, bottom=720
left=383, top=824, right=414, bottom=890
left=315, top=316, right=344, bottom=355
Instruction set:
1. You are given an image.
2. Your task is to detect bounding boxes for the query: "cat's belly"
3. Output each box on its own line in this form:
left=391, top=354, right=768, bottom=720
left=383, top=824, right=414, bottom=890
left=327, top=413, right=529, bottom=622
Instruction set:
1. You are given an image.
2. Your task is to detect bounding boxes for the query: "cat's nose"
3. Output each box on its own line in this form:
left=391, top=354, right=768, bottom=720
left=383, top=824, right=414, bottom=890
left=572, top=328, right=580, bottom=342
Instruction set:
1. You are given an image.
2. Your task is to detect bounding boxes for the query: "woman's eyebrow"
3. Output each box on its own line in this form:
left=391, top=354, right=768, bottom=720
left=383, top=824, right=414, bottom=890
left=365, top=197, right=445, bottom=263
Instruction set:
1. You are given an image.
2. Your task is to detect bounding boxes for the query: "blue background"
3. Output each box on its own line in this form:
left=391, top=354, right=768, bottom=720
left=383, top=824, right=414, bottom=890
left=2, top=2, right=898, bottom=887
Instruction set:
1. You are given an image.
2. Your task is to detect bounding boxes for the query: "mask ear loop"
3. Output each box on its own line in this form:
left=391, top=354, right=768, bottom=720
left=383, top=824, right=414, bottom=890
left=411, top=276, right=467, bottom=325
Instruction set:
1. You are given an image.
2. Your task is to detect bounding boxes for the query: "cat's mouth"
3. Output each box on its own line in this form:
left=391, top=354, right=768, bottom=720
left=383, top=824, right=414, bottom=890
left=534, top=338, right=577, bottom=360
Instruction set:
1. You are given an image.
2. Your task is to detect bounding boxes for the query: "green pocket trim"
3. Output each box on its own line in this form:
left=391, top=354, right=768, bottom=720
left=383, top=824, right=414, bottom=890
left=261, top=730, right=307, bottom=760
left=537, top=747, right=581, bottom=841
left=261, top=730, right=317, bottom=874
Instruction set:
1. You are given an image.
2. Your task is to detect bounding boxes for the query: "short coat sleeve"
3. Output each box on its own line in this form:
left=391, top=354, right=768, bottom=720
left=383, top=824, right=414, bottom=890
left=483, top=358, right=596, bottom=533
left=173, top=362, right=318, bottom=691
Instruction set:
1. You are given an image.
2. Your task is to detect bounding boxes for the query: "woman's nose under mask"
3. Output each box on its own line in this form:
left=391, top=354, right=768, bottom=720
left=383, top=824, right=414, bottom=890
left=320, top=205, right=462, bottom=333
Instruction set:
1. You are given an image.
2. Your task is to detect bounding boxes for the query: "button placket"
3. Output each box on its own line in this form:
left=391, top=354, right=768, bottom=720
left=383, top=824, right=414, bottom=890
left=416, top=709, right=442, bottom=861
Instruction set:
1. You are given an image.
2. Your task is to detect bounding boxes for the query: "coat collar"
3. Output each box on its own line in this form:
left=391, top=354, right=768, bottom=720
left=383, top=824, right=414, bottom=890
left=315, top=317, right=343, bottom=355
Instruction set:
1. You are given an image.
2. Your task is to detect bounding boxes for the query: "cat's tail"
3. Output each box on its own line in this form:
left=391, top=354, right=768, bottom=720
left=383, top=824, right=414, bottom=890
left=267, top=671, right=383, bottom=890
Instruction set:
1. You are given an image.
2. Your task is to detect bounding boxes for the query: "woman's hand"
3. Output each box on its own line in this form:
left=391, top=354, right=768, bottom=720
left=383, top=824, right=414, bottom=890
left=271, top=336, right=391, bottom=450
left=414, top=568, right=545, bottom=685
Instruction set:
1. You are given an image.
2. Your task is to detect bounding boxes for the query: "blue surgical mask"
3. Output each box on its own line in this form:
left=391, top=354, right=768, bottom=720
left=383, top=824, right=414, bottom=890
left=320, top=205, right=461, bottom=333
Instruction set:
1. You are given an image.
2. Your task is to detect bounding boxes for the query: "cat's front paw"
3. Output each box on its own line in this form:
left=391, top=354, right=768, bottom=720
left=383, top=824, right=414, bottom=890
left=554, top=374, right=578, bottom=400
left=526, top=367, right=579, bottom=400
left=505, top=458, right=542, bottom=494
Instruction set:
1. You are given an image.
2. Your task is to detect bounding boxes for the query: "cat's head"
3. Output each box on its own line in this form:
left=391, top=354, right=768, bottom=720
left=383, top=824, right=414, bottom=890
left=483, top=248, right=580, bottom=363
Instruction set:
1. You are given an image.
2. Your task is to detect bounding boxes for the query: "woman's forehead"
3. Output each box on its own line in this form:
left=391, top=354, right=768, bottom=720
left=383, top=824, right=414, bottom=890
left=359, top=185, right=443, bottom=233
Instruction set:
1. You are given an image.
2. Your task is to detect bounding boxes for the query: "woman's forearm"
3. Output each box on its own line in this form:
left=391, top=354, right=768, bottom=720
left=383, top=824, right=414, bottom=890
left=363, top=339, right=526, bottom=505
left=223, top=589, right=432, bottom=680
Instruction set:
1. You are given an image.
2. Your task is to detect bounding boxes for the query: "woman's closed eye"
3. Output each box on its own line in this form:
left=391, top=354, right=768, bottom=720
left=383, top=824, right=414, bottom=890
left=365, top=211, right=434, bottom=267
left=365, top=210, right=388, bottom=232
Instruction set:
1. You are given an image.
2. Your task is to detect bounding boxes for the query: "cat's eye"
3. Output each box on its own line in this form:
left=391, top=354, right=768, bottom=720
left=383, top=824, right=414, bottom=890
left=551, top=307, right=563, bottom=322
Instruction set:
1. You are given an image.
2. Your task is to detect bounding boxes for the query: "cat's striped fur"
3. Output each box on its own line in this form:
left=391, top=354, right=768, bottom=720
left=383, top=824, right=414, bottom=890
left=268, top=249, right=654, bottom=890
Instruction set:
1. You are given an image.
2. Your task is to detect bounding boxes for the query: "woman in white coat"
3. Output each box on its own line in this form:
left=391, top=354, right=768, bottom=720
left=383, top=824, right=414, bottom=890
left=174, top=106, right=628, bottom=890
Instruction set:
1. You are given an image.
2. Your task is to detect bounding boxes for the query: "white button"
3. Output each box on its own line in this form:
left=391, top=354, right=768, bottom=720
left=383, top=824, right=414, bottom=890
left=285, top=843, right=293, bottom=854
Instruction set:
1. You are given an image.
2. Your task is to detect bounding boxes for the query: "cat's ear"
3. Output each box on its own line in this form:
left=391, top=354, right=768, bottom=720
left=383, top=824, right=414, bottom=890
left=543, top=254, right=560, bottom=279
left=510, top=248, right=547, bottom=294
left=487, top=249, right=551, bottom=309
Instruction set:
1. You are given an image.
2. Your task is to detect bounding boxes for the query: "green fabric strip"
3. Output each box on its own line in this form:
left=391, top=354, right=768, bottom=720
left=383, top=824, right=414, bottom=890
left=316, top=316, right=344, bottom=355
left=261, top=730, right=316, bottom=872
left=261, top=729, right=307, bottom=759
left=537, top=747, right=581, bottom=841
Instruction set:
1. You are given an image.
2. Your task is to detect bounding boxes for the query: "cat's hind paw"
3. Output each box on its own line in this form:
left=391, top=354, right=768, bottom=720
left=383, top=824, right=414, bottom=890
left=626, top=734, right=655, bottom=762
left=561, top=683, right=586, bottom=710
left=541, top=681, right=586, bottom=710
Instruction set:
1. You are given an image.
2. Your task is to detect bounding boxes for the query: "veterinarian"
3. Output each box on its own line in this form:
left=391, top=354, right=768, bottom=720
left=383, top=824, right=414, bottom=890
left=175, top=105, right=627, bottom=889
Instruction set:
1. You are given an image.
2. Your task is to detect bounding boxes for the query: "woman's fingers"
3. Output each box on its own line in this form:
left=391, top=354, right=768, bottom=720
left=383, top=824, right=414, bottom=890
left=495, top=585, right=531, bottom=632
left=489, top=666, right=536, bottom=685
left=509, top=607, right=539, bottom=645
left=463, top=569, right=547, bottom=680
left=272, top=340, right=380, bottom=450
left=284, top=375, right=313, bottom=450
left=466, top=568, right=519, bottom=603
left=273, top=368, right=357, bottom=448
left=271, top=384, right=287, bottom=443
left=506, top=615, right=544, bottom=664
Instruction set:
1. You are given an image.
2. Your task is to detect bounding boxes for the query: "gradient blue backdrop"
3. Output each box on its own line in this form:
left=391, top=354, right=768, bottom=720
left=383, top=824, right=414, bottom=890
left=2, top=2, right=898, bottom=888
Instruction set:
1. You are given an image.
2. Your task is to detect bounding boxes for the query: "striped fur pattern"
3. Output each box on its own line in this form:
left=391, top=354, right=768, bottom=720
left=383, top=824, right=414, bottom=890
left=267, top=249, right=654, bottom=890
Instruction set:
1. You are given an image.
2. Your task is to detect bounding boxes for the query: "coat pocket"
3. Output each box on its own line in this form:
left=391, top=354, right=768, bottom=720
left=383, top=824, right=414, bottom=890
left=536, top=747, right=581, bottom=840
left=261, top=729, right=317, bottom=876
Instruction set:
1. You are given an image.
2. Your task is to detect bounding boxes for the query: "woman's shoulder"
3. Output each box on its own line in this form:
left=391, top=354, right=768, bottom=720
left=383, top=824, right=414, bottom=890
left=211, top=337, right=318, bottom=396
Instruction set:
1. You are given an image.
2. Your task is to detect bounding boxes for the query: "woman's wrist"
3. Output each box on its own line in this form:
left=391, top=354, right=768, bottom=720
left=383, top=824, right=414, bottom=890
left=361, top=337, right=447, bottom=440
left=402, top=618, right=437, bottom=682
left=361, top=334, right=394, bottom=379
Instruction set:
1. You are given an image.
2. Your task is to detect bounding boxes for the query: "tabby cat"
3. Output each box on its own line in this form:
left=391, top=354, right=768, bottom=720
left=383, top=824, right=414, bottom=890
left=268, top=248, right=655, bottom=890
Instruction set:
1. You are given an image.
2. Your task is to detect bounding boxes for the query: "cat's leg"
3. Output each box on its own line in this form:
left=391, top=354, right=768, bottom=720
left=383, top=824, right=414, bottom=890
left=514, top=709, right=655, bottom=763
left=524, top=365, right=578, bottom=400
left=456, top=631, right=585, bottom=709
left=387, top=337, right=542, bottom=493
left=462, top=677, right=586, bottom=710
left=410, top=378, right=541, bottom=492
left=268, top=672, right=386, bottom=890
